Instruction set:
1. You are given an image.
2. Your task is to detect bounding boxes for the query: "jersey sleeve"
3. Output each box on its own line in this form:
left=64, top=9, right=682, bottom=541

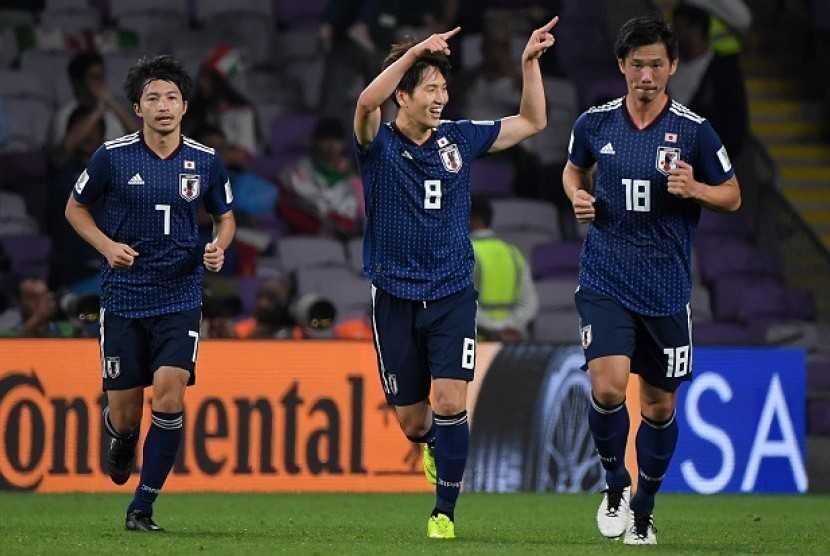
left=567, top=112, right=595, bottom=169
left=456, top=119, right=501, bottom=158
left=695, top=120, right=735, bottom=185
left=204, top=155, right=234, bottom=215
left=72, top=145, right=110, bottom=205
left=353, top=123, right=387, bottom=162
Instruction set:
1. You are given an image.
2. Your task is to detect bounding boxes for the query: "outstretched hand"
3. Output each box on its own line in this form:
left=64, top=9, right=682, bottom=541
left=411, top=26, right=461, bottom=58
left=523, top=16, right=558, bottom=61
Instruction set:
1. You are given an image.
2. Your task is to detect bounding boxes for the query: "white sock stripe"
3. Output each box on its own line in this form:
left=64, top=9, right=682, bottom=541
left=152, top=415, right=183, bottom=430
left=591, top=397, right=625, bottom=415
left=642, top=411, right=676, bottom=430
left=435, top=413, right=468, bottom=426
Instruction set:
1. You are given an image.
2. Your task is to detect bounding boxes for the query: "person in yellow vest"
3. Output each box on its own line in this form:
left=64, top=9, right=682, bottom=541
left=470, top=195, right=539, bottom=342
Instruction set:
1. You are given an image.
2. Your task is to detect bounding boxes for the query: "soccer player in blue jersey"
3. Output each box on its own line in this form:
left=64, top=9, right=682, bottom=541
left=563, top=15, right=741, bottom=545
left=65, top=55, right=236, bottom=532
left=354, top=18, right=558, bottom=539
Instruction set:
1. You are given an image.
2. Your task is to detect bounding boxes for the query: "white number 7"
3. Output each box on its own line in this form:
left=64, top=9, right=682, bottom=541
left=155, top=204, right=171, bottom=235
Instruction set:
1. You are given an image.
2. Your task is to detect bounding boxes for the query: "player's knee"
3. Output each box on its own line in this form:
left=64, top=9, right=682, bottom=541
left=108, top=405, right=143, bottom=432
left=592, top=386, right=626, bottom=408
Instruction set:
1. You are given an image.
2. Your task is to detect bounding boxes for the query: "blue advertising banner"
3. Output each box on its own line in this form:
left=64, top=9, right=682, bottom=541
left=664, top=348, right=807, bottom=494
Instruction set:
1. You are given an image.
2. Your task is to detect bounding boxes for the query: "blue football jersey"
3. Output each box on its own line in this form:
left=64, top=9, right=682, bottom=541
left=355, top=119, right=501, bottom=301
left=568, top=98, right=734, bottom=316
left=72, top=132, right=234, bottom=317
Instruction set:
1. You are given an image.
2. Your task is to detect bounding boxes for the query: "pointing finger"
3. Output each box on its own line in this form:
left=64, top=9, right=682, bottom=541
left=538, top=16, right=559, bottom=33
left=440, top=26, right=461, bottom=40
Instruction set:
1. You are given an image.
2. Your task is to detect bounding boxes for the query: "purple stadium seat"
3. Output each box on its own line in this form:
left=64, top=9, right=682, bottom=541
left=277, top=236, right=347, bottom=271
left=807, top=359, right=830, bottom=391
left=0, top=234, right=52, bottom=279
left=736, top=283, right=818, bottom=324
left=471, top=158, right=514, bottom=199
left=711, top=274, right=779, bottom=322
left=269, top=114, right=317, bottom=156
left=697, top=209, right=755, bottom=241
left=275, top=0, right=329, bottom=29
left=248, top=153, right=301, bottom=182
left=693, top=321, right=758, bottom=346
left=695, top=238, right=782, bottom=284
left=235, top=275, right=265, bottom=315
left=531, top=241, right=582, bottom=279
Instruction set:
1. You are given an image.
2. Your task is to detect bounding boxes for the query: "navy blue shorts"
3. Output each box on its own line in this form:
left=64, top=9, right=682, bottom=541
left=575, top=287, right=693, bottom=392
left=371, top=284, right=478, bottom=406
left=100, top=306, right=202, bottom=391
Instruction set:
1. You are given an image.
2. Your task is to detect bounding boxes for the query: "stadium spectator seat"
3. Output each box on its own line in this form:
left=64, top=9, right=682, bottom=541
left=0, top=234, right=51, bottom=279
left=554, top=0, right=626, bottom=110
left=19, top=48, right=75, bottom=105
left=807, top=358, right=830, bottom=436
left=530, top=241, right=582, bottom=279
left=695, top=238, right=783, bottom=285
left=110, top=0, right=189, bottom=55
left=346, top=236, right=364, bottom=274
left=693, top=321, right=757, bottom=345
left=295, top=266, right=369, bottom=321
left=274, top=0, right=328, bottom=29
left=277, top=236, right=347, bottom=272
left=525, top=77, right=580, bottom=167
left=0, top=191, right=39, bottom=236
left=235, top=274, right=265, bottom=315
left=471, top=158, right=514, bottom=199
left=269, top=113, right=317, bottom=157
left=491, top=198, right=561, bottom=240
left=498, top=230, right=556, bottom=261
left=460, top=32, right=526, bottom=72
left=1, top=97, right=52, bottom=151
left=690, top=282, right=713, bottom=323
left=39, top=6, right=101, bottom=34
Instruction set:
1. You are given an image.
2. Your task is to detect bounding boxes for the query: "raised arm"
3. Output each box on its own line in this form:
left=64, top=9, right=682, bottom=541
left=353, top=27, right=461, bottom=149
left=490, top=17, right=558, bottom=153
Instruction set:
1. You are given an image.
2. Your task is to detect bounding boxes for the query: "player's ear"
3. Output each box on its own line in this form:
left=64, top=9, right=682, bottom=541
left=182, top=100, right=188, bottom=115
left=133, top=103, right=141, bottom=117
left=669, top=58, right=678, bottom=76
left=395, top=88, right=407, bottom=107
left=617, top=58, right=625, bottom=74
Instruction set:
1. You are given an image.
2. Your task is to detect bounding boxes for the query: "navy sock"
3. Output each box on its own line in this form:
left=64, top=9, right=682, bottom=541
left=406, top=416, right=436, bottom=447
left=128, top=410, right=183, bottom=515
left=103, top=406, right=138, bottom=441
left=631, top=412, right=678, bottom=516
left=433, top=411, right=468, bottom=517
left=588, top=395, right=631, bottom=487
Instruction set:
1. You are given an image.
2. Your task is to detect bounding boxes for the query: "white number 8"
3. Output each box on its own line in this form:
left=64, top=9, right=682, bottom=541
left=424, top=179, right=442, bottom=209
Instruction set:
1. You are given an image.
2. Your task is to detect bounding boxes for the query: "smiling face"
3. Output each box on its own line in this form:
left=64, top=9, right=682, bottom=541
left=397, top=65, right=448, bottom=133
left=134, top=79, right=188, bottom=137
left=618, top=43, right=677, bottom=105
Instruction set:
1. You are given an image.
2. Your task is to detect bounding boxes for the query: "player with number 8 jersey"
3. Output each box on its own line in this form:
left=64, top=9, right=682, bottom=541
left=354, top=19, right=558, bottom=538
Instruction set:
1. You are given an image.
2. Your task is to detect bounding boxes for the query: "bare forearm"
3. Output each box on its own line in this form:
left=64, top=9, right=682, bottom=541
left=518, top=58, right=546, bottom=131
left=356, top=50, right=417, bottom=113
left=211, top=212, right=236, bottom=251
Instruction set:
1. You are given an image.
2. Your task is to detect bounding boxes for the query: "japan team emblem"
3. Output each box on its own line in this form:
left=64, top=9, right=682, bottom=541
left=655, top=146, right=681, bottom=176
left=580, top=325, right=592, bottom=350
left=439, top=144, right=462, bottom=173
left=179, top=173, right=201, bottom=201
left=105, top=356, right=120, bottom=379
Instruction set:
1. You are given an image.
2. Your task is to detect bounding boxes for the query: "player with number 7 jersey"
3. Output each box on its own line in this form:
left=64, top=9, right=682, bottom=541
left=65, top=55, right=235, bottom=533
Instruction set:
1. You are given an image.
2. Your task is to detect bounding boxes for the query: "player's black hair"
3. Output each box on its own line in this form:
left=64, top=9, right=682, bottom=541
left=123, top=55, right=192, bottom=105
left=67, top=52, right=103, bottom=84
left=382, top=38, right=452, bottom=107
left=470, top=194, right=493, bottom=228
left=614, top=14, right=679, bottom=62
left=673, top=4, right=711, bottom=39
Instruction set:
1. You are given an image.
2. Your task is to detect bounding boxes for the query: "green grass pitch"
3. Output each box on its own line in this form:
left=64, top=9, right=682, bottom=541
left=2, top=492, right=829, bottom=554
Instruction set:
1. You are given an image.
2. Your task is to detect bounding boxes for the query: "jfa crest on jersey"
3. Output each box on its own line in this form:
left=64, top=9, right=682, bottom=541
left=439, top=144, right=462, bottom=173
left=179, top=174, right=200, bottom=201
left=355, top=119, right=500, bottom=301
left=568, top=98, right=734, bottom=316
left=73, top=132, right=234, bottom=317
